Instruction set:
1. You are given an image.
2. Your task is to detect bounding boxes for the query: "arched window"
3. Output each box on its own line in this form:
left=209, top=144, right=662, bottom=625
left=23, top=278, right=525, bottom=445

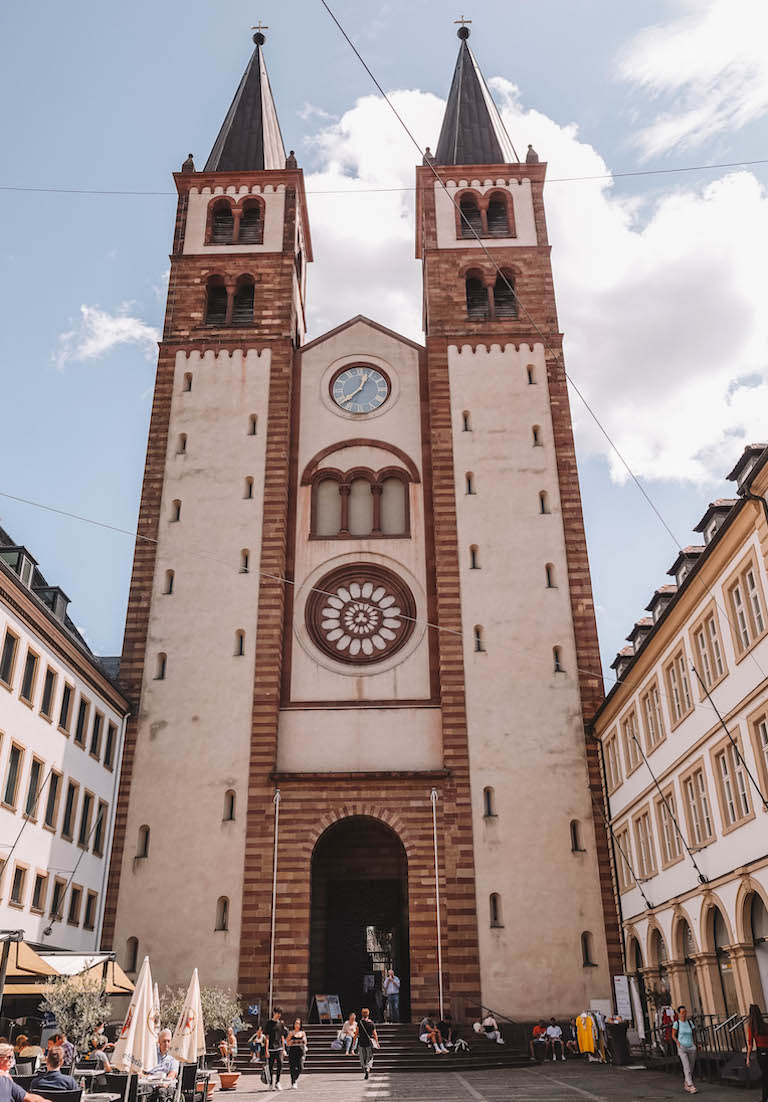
left=462, top=411, right=472, bottom=432
left=155, top=653, right=167, bottom=680
left=240, top=549, right=250, bottom=574
left=527, top=365, right=536, bottom=385
left=532, top=425, right=542, bottom=446
left=539, top=491, right=550, bottom=514
left=487, top=194, right=511, bottom=236
left=126, top=937, right=138, bottom=972
left=204, top=277, right=228, bottom=325
left=348, top=478, right=374, bottom=536
left=466, top=472, right=476, bottom=495
left=238, top=199, right=263, bottom=244
left=553, top=646, right=564, bottom=673
left=215, top=896, right=229, bottom=932
left=210, top=200, right=234, bottom=244
left=171, top=499, right=181, bottom=522
left=570, top=820, right=584, bottom=851
left=232, top=276, right=255, bottom=325
left=483, top=787, right=495, bottom=817
left=581, top=931, right=595, bottom=966
left=474, top=625, right=485, bottom=652
left=545, top=563, right=556, bottom=588
left=493, top=272, right=517, bottom=318
left=314, top=478, right=343, bottom=537
left=137, top=824, right=150, bottom=858
left=466, top=274, right=489, bottom=320
left=459, top=194, right=483, bottom=237
left=469, top=545, right=480, bottom=570
left=176, top=433, right=187, bottom=455
left=380, top=478, right=406, bottom=535
left=248, top=414, right=258, bottom=436
left=163, top=570, right=174, bottom=595
left=183, top=372, right=193, bottom=392
left=223, top=790, right=236, bottom=821
left=490, top=893, right=503, bottom=928
left=244, top=477, right=254, bottom=500
left=234, top=630, right=245, bottom=657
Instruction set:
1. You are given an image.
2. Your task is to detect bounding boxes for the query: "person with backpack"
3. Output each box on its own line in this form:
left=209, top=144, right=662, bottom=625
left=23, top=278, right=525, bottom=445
left=672, top=1006, right=698, bottom=1094
left=355, top=1008, right=378, bottom=1080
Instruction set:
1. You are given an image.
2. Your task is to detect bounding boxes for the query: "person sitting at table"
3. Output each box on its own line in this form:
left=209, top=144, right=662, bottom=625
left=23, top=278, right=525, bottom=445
left=146, top=1029, right=179, bottom=1102
left=50, top=1035, right=76, bottom=1068
left=87, top=1037, right=112, bottom=1089
left=0, top=1043, right=46, bottom=1102
left=31, top=1047, right=78, bottom=1092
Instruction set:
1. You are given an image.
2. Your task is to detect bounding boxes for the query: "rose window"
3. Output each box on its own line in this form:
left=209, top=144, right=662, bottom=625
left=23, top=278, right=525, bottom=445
left=306, top=565, right=416, bottom=665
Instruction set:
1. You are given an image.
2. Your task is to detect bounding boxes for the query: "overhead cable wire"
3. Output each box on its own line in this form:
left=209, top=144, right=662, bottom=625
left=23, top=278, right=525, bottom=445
left=316, top=0, right=768, bottom=691
left=588, top=788, right=654, bottom=910
left=1, top=158, right=768, bottom=198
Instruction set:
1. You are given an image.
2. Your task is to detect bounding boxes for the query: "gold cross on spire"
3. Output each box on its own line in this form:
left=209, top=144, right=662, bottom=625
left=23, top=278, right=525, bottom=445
left=454, top=14, right=472, bottom=26
left=251, top=20, right=269, bottom=33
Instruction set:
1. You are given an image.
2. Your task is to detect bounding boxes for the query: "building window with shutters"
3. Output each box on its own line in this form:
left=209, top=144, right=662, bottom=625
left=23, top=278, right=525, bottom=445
left=681, top=761, right=715, bottom=847
left=40, top=666, right=57, bottom=720
left=690, top=604, right=727, bottom=692
left=726, top=550, right=767, bottom=658
left=655, top=788, right=683, bottom=867
left=632, top=806, right=657, bottom=879
left=614, top=825, right=633, bottom=892
left=641, top=679, right=665, bottom=752
left=621, top=708, right=642, bottom=775
left=603, top=730, right=622, bottom=793
left=664, top=645, right=694, bottom=727
left=712, top=736, right=753, bottom=831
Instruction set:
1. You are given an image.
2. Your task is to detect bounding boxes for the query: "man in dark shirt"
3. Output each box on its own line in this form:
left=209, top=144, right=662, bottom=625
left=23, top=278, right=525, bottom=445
left=0, top=1044, right=46, bottom=1102
left=31, top=1047, right=78, bottom=1092
left=264, top=1009, right=286, bottom=1090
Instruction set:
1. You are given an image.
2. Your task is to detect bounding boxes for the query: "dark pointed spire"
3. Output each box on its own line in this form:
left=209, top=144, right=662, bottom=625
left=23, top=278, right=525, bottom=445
left=434, top=28, right=518, bottom=166
left=205, top=32, right=286, bottom=172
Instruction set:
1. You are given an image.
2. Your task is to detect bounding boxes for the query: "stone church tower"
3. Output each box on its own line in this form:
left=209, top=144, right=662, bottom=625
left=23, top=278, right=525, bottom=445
left=104, top=28, right=620, bottom=1020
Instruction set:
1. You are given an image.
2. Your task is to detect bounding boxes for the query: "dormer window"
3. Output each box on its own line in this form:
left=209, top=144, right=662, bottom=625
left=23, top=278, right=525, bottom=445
left=676, top=565, right=689, bottom=587
left=0, top=546, right=37, bottom=588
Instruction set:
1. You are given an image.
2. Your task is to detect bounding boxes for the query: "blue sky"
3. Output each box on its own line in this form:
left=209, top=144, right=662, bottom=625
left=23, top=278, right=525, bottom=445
left=2, top=0, right=767, bottom=680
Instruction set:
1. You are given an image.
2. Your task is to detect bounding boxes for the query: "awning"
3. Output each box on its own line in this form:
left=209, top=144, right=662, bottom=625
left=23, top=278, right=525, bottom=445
left=38, top=953, right=134, bottom=995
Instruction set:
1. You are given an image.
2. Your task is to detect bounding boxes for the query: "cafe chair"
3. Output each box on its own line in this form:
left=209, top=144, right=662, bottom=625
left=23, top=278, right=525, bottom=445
left=33, top=1091, right=83, bottom=1102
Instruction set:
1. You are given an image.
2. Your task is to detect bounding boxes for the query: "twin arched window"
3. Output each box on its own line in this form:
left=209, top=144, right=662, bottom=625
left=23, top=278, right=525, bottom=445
left=208, top=197, right=264, bottom=246
left=458, top=191, right=515, bottom=239
left=312, top=472, right=409, bottom=538
left=464, top=269, right=518, bottom=321
left=204, top=275, right=256, bottom=325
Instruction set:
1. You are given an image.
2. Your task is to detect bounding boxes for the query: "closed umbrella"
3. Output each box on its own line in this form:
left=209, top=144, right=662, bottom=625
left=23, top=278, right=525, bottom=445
left=112, top=956, right=158, bottom=1074
left=153, top=983, right=161, bottom=1036
left=170, top=968, right=206, bottom=1064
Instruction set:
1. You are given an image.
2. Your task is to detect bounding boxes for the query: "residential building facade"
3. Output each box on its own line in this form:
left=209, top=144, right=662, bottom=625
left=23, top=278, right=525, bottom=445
left=105, top=28, right=619, bottom=1019
left=593, top=444, right=768, bottom=1022
left=0, top=527, right=129, bottom=950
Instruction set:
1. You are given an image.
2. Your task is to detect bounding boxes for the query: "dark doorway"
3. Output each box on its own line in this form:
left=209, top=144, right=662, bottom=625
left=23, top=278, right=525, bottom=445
left=309, top=817, right=410, bottom=1022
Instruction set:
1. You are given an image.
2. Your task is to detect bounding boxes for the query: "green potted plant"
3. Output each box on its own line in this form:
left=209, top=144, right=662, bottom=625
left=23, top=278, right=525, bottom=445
left=40, top=974, right=112, bottom=1055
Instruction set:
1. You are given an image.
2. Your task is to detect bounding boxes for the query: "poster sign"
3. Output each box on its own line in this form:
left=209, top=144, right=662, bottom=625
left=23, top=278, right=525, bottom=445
left=311, top=994, right=343, bottom=1023
left=613, top=975, right=632, bottom=1020
left=248, top=1003, right=261, bottom=1019
left=629, top=976, right=646, bottom=1040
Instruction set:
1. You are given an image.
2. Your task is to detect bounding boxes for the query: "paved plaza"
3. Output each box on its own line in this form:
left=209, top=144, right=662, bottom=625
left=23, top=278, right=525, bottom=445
left=228, top=1065, right=748, bottom=1102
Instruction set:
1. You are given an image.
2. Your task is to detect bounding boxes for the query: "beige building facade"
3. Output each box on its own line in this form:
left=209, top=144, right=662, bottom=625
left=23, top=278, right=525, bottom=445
left=105, top=30, right=619, bottom=1020
left=593, top=444, right=768, bottom=1024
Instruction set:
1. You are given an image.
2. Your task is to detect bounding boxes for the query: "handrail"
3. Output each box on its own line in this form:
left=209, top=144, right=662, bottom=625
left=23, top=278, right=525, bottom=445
left=479, top=1004, right=521, bottom=1027
left=713, top=1014, right=739, bottom=1033
left=728, top=1016, right=748, bottom=1033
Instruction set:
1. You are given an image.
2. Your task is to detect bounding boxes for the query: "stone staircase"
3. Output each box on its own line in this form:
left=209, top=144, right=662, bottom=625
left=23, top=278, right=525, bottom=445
left=221, top=1023, right=530, bottom=1075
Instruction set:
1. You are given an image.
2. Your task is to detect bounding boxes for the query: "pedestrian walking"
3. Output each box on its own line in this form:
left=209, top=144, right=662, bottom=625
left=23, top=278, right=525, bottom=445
left=672, top=1006, right=698, bottom=1094
left=383, top=969, right=401, bottom=1022
left=746, top=1004, right=768, bottom=1102
left=285, top=1019, right=307, bottom=1090
left=355, top=1008, right=379, bottom=1080
left=265, top=1008, right=286, bottom=1091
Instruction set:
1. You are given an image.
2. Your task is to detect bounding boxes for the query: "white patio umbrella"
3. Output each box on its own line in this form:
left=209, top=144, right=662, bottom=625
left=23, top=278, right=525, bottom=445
left=153, top=982, right=161, bottom=1036
left=112, top=956, right=159, bottom=1074
left=170, top=968, right=206, bottom=1064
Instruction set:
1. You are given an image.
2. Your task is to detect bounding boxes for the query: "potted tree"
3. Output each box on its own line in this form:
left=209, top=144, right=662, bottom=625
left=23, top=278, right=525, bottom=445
left=161, top=985, right=242, bottom=1092
left=40, top=974, right=112, bottom=1056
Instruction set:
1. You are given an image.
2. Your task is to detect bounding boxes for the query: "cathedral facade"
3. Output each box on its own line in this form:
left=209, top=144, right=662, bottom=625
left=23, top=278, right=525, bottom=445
left=103, top=29, right=620, bottom=1020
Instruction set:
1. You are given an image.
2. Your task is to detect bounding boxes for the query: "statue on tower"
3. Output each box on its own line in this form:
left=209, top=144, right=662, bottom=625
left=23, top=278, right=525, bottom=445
left=525, top=144, right=540, bottom=164
left=181, top=153, right=196, bottom=173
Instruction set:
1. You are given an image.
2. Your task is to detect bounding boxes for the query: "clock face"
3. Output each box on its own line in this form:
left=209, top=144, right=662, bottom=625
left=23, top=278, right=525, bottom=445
left=331, top=366, right=390, bottom=414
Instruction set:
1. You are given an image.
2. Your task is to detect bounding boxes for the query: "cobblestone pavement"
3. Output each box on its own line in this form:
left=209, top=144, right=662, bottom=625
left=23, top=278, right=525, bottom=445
left=228, top=1064, right=751, bottom=1101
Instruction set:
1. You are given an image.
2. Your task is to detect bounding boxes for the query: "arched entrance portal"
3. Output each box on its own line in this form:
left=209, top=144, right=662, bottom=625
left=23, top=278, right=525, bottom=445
left=310, top=817, right=411, bottom=1021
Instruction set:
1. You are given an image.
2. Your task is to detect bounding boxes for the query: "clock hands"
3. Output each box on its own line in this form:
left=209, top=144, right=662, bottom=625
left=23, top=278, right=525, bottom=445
left=338, top=373, right=368, bottom=403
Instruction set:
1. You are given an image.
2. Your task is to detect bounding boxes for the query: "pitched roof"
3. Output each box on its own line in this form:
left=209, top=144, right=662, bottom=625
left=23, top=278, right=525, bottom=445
left=204, top=36, right=286, bottom=172
left=434, top=31, right=518, bottom=166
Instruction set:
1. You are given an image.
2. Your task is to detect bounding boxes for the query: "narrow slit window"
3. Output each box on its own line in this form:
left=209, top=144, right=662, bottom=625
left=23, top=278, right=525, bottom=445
left=215, top=896, right=229, bottom=931
left=182, top=372, right=193, bottom=392
left=545, top=563, right=556, bottom=588
left=223, top=790, right=236, bottom=821
left=462, top=411, right=472, bottom=431
left=527, top=365, right=535, bottom=385
left=483, top=787, right=495, bottom=817
left=163, top=570, right=174, bottom=595
left=126, top=937, right=138, bottom=972
left=234, top=630, right=245, bottom=657
left=171, top=500, right=181, bottom=522
left=490, top=893, right=503, bottom=928
left=539, top=491, right=550, bottom=514
left=244, top=477, right=254, bottom=500
left=532, top=425, right=542, bottom=446
left=474, top=625, right=485, bottom=652
left=570, top=820, right=583, bottom=851
left=155, top=653, right=167, bottom=680
left=466, top=472, right=476, bottom=495
left=553, top=646, right=564, bottom=673
left=581, top=931, right=595, bottom=966
left=248, top=414, right=258, bottom=435
left=240, top=549, right=250, bottom=574
left=176, top=433, right=187, bottom=455
left=469, top=545, right=480, bottom=570
left=137, top=824, right=150, bottom=858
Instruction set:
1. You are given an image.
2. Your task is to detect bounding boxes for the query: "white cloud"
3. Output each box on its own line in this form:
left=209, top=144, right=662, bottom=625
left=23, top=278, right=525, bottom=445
left=304, top=79, right=768, bottom=485
left=617, top=0, right=768, bottom=157
left=55, top=304, right=159, bottom=370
